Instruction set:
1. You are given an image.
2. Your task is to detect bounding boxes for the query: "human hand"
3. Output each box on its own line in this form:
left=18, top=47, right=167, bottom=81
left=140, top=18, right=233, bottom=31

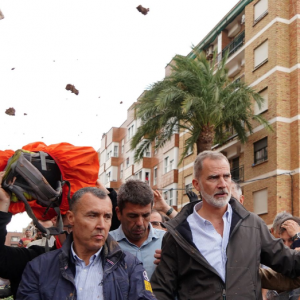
left=186, top=191, right=199, bottom=203
left=153, top=190, right=169, bottom=213
left=281, top=220, right=300, bottom=238
left=295, top=247, right=300, bottom=252
left=0, top=171, right=11, bottom=212
left=153, top=249, right=162, bottom=265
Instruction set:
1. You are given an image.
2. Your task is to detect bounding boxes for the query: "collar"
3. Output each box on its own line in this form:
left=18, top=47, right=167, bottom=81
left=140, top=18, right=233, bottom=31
left=71, top=241, right=102, bottom=265
left=113, top=223, right=160, bottom=244
left=192, top=201, right=232, bottom=225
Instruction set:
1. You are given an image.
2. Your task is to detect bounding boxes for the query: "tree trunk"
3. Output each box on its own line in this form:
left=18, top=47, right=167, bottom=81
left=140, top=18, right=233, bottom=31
left=196, top=124, right=215, bottom=154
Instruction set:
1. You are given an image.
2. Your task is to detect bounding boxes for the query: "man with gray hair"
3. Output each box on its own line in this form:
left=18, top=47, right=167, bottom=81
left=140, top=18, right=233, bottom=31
left=110, top=179, right=165, bottom=279
left=17, top=187, right=156, bottom=300
left=151, top=150, right=300, bottom=300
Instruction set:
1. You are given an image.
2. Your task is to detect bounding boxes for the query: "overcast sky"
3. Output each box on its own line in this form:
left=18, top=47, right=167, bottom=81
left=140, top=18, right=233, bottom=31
left=1, top=0, right=238, bottom=231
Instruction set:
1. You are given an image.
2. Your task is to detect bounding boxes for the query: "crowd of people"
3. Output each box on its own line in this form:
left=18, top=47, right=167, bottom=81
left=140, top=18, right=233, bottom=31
left=1, top=150, right=300, bottom=299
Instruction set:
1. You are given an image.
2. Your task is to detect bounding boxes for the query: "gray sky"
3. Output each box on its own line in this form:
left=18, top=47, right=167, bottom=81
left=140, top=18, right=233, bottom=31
left=1, top=0, right=238, bottom=230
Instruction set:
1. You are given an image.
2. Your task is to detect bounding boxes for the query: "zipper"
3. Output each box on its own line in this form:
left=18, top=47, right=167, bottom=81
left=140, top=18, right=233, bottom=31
left=222, top=288, right=226, bottom=300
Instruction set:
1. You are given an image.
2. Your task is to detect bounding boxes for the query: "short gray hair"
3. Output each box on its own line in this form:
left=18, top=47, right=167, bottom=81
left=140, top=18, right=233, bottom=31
left=231, top=180, right=242, bottom=200
left=117, top=179, right=153, bottom=212
left=272, top=211, right=293, bottom=234
left=194, top=151, right=229, bottom=179
left=70, top=187, right=109, bottom=211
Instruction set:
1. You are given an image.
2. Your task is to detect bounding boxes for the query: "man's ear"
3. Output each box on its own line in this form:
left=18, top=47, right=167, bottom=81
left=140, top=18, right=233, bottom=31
left=240, top=195, right=245, bottom=205
left=66, top=210, right=74, bottom=226
left=192, top=178, right=200, bottom=192
left=115, top=206, right=121, bottom=221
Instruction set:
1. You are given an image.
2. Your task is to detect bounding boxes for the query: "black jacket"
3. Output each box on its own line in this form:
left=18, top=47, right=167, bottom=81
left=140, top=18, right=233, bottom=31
left=151, top=199, right=300, bottom=300
left=0, top=211, right=48, bottom=298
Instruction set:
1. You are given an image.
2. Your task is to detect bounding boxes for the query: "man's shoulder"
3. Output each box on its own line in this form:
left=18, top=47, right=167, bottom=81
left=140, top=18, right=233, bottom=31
left=27, top=247, right=62, bottom=268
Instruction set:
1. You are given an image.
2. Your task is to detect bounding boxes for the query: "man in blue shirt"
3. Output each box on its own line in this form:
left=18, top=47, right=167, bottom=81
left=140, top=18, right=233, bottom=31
left=110, top=180, right=166, bottom=279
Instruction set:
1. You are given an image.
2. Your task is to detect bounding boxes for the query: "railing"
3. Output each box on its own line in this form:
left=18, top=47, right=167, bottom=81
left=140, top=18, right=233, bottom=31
left=231, top=165, right=244, bottom=182
left=222, top=30, right=245, bottom=59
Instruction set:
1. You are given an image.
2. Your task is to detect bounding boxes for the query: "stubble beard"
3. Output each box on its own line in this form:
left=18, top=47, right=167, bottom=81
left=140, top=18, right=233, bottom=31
left=200, top=184, right=231, bottom=208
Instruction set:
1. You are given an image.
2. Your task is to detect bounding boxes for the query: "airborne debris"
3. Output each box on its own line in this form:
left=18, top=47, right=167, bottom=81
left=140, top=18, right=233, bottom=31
left=120, top=101, right=123, bottom=104
left=65, top=84, right=79, bottom=95
left=5, top=107, right=15, bottom=116
left=11, top=68, right=15, bottom=70
left=24, top=113, right=27, bottom=115
left=136, top=5, right=149, bottom=15
left=0, top=10, right=4, bottom=20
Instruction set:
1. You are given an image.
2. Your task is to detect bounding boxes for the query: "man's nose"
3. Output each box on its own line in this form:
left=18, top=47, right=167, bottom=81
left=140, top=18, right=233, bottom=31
left=217, top=176, right=227, bottom=188
left=96, top=216, right=105, bottom=228
left=136, top=216, right=143, bottom=226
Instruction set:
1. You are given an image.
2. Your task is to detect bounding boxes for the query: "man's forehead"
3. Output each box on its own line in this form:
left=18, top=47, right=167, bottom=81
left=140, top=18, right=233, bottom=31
left=203, top=158, right=230, bottom=172
left=124, top=202, right=151, bottom=213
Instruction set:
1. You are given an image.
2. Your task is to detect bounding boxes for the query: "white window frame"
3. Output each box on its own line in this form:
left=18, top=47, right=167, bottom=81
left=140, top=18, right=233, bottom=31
left=254, top=87, right=268, bottom=115
left=153, top=167, right=157, bottom=185
left=254, top=40, right=268, bottom=69
left=114, top=145, right=118, bottom=157
left=164, top=157, right=169, bottom=174
left=254, top=0, right=268, bottom=23
left=120, top=164, right=123, bottom=179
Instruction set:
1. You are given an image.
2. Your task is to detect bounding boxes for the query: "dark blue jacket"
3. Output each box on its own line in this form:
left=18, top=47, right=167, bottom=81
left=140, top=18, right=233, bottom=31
left=16, top=233, right=156, bottom=300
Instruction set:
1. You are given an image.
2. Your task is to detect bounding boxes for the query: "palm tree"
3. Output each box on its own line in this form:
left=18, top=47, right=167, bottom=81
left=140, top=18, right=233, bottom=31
left=131, top=48, right=270, bottom=163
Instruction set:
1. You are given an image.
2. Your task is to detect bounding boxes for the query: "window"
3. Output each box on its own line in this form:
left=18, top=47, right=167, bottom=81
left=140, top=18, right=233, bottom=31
left=253, top=188, right=268, bottom=214
left=254, top=0, right=268, bottom=23
left=145, top=172, right=149, bottom=183
left=106, top=150, right=112, bottom=161
left=254, top=137, right=268, bottom=164
left=169, top=189, right=173, bottom=205
left=11, top=236, right=19, bottom=242
left=153, top=167, right=157, bottom=185
left=184, top=175, right=193, bottom=194
left=254, top=40, right=268, bottom=69
left=121, top=139, right=124, bottom=154
left=163, top=189, right=174, bottom=206
left=126, top=157, right=130, bottom=168
left=185, top=146, right=193, bottom=157
left=120, top=164, right=123, bottom=179
left=144, top=144, right=151, bottom=157
left=127, top=125, right=134, bottom=141
left=164, top=157, right=169, bottom=174
left=114, top=145, right=118, bottom=157
left=254, top=88, right=268, bottom=115
left=106, top=172, right=111, bottom=183
left=170, top=159, right=174, bottom=171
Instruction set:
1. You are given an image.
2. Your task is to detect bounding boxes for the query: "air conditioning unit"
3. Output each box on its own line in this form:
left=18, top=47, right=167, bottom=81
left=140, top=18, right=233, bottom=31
left=241, top=14, right=245, bottom=25
left=206, top=45, right=214, bottom=60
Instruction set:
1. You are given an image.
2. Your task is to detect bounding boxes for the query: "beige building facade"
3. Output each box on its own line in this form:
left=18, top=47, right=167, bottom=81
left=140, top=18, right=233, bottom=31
left=99, top=0, right=300, bottom=226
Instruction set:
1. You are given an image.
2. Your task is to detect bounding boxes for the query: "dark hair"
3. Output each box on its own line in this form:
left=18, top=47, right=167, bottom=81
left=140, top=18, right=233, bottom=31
left=70, top=187, right=109, bottom=211
left=151, top=209, right=165, bottom=222
left=117, top=179, right=153, bottom=213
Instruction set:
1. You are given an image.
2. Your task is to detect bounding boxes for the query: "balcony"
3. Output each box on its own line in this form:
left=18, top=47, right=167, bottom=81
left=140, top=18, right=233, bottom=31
left=231, top=165, right=244, bottom=182
left=222, top=31, right=245, bottom=59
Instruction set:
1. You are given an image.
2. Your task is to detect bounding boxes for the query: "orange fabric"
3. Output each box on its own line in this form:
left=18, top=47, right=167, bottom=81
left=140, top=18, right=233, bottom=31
left=0, top=142, right=99, bottom=220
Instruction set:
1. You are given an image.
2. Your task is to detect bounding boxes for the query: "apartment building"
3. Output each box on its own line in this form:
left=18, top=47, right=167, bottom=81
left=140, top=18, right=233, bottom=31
left=177, top=0, right=300, bottom=226
left=99, top=0, right=300, bottom=225
left=98, top=95, right=180, bottom=209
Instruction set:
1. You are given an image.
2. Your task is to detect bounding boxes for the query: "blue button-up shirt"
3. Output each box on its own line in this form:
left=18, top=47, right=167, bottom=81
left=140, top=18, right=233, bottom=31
left=109, top=224, right=165, bottom=279
left=71, top=243, right=103, bottom=300
left=187, top=202, right=232, bottom=282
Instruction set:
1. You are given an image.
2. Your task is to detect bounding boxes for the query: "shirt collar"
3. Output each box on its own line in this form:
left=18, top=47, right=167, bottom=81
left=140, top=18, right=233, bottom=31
left=193, top=201, right=232, bottom=225
left=71, top=242, right=102, bottom=264
left=114, top=223, right=160, bottom=244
